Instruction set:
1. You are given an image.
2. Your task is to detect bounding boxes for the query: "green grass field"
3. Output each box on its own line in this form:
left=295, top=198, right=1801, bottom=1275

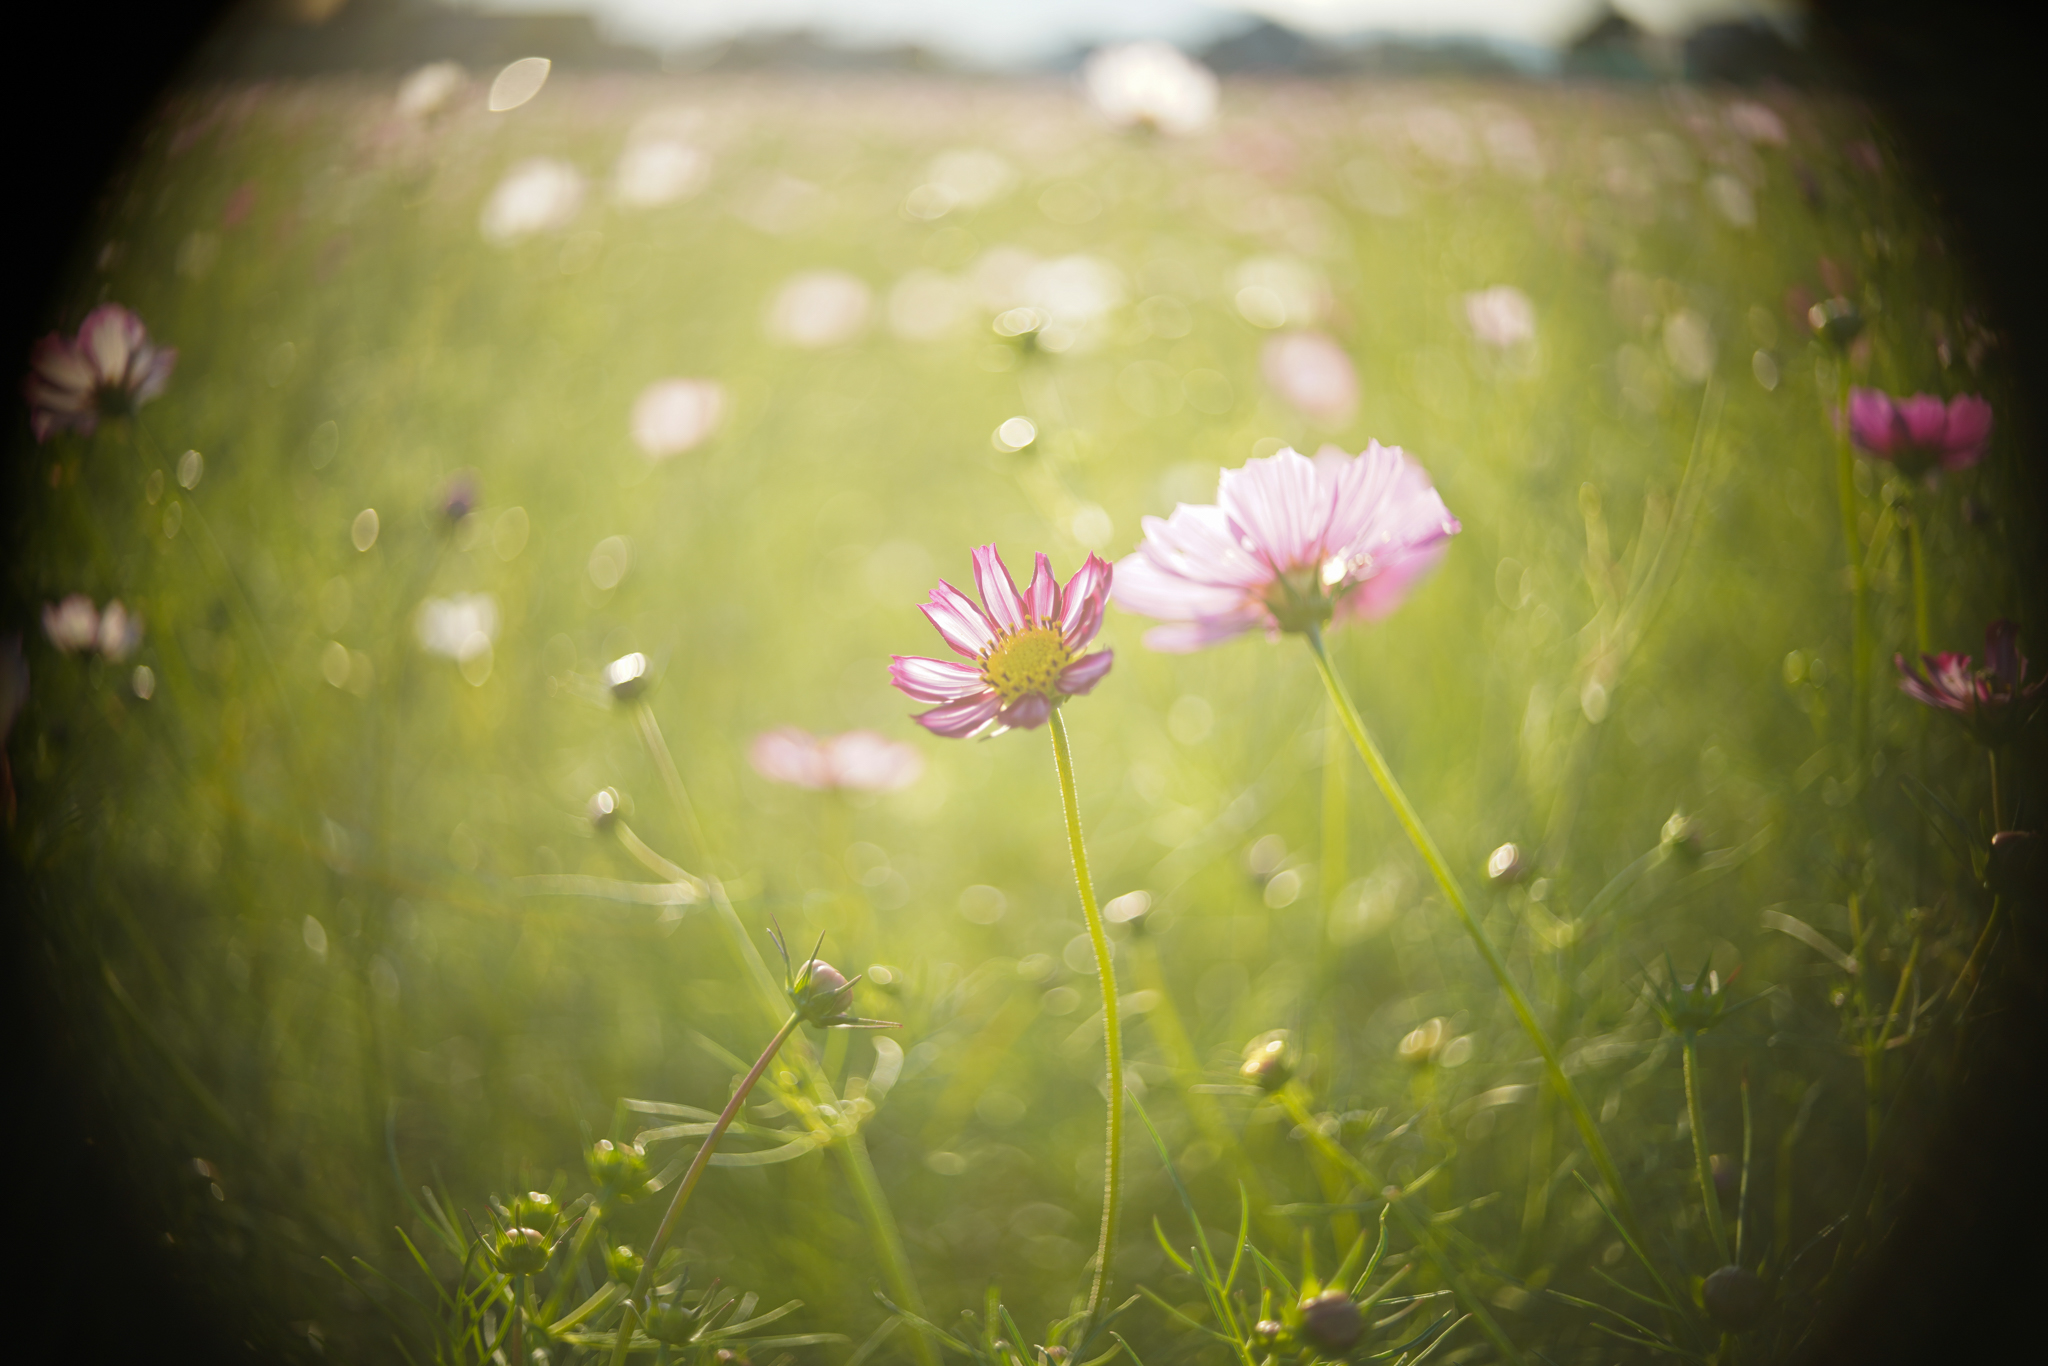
left=6, top=64, right=2024, bottom=1364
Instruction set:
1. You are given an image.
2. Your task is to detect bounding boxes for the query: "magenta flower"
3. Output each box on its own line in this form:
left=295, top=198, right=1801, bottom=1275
left=749, top=727, right=924, bottom=792
left=1113, top=444, right=1459, bottom=652
left=1896, top=620, right=2044, bottom=747
left=889, top=546, right=1114, bottom=737
left=1847, top=387, right=1992, bottom=478
left=23, top=304, right=178, bottom=442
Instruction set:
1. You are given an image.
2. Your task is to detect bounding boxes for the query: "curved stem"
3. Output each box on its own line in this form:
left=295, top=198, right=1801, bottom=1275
left=512, top=1273, right=527, bottom=1366
left=1049, top=706, right=1123, bottom=1328
left=625, top=1013, right=802, bottom=1316
left=1830, top=364, right=1869, bottom=767
left=1303, top=627, right=1635, bottom=1231
left=1905, top=505, right=1931, bottom=658
left=633, top=700, right=712, bottom=866
left=1682, top=1037, right=1730, bottom=1264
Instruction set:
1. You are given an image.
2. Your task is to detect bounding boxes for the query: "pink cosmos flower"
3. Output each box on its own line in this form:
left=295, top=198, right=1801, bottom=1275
left=1847, top=388, right=1992, bottom=478
left=41, top=594, right=143, bottom=660
left=1897, top=620, right=2043, bottom=748
left=1261, top=332, right=1358, bottom=425
left=631, top=378, right=726, bottom=459
left=749, top=727, right=924, bottom=792
left=890, top=546, right=1114, bottom=738
left=24, top=305, right=177, bottom=442
left=1113, top=444, right=1459, bottom=652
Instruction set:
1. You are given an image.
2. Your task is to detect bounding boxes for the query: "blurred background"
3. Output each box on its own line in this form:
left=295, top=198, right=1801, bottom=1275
left=5, top=2, right=2046, bottom=1363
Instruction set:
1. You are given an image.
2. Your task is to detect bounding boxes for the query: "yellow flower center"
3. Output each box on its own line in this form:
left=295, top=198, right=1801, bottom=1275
left=980, top=626, right=1073, bottom=704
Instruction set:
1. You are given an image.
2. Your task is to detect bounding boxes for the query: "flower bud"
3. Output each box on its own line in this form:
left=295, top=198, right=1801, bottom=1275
left=512, top=1190, right=558, bottom=1234
left=496, top=1227, right=550, bottom=1276
left=1239, top=1032, right=1294, bottom=1093
left=645, top=1302, right=700, bottom=1345
left=605, top=652, right=651, bottom=701
left=605, top=1243, right=642, bottom=1283
left=791, top=958, right=853, bottom=1024
left=587, top=787, right=621, bottom=831
left=1297, top=1290, right=1365, bottom=1353
left=1252, top=1320, right=1285, bottom=1348
left=439, top=472, right=480, bottom=524
left=1485, top=841, right=1526, bottom=884
left=1660, top=811, right=1704, bottom=859
left=587, top=1138, right=650, bottom=1201
left=1702, top=1265, right=1768, bottom=1330
left=1806, top=297, right=1864, bottom=350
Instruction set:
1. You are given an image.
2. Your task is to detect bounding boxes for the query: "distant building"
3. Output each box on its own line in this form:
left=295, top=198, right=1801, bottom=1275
left=1684, top=19, right=1829, bottom=86
left=1563, top=7, right=1667, bottom=80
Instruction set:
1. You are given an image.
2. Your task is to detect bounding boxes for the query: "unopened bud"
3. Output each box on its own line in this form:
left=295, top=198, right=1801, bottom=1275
left=588, top=787, right=621, bottom=831
left=1661, top=811, right=1704, bottom=859
left=496, top=1227, right=550, bottom=1276
left=1252, top=1320, right=1285, bottom=1347
left=512, top=1190, right=558, bottom=1234
left=587, top=1138, right=650, bottom=1201
left=792, top=958, right=853, bottom=1024
left=1486, top=841, right=1526, bottom=884
left=1806, top=297, right=1864, bottom=350
left=1239, top=1032, right=1294, bottom=1093
left=1297, top=1291, right=1365, bottom=1353
left=605, top=1243, right=642, bottom=1283
left=605, top=652, right=651, bottom=701
left=1702, top=1265, right=1768, bottom=1330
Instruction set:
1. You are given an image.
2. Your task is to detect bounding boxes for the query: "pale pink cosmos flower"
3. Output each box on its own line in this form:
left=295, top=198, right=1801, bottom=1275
left=890, top=546, right=1114, bottom=738
left=749, top=728, right=924, bottom=792
left=1114, top=444, right=1459, bottom=652
left=631, top=378, right=726, bottom=459
left=1261, top=332, right=1358, bottom=425
left=1464, top=286, right=1536, bottom=349
left=1847, top=388, right=1992, bottom=478
left=42, top=595, right=100, bottom=653
left=1083, top=42, right=1218, bottom=137
left=24, top=305, right=177, bottom=442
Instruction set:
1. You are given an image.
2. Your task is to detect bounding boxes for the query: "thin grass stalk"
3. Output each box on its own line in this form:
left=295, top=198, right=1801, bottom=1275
left=1682, top=1037, right=1730, bottom=1264
left=1049, top=706, right=1124, bottom=1328
left=1905, top=505, right=1931, bottom=658
left=1303, top=625, right=1635, bottom=1233
left=1829, top=362, right=1869, bottom=767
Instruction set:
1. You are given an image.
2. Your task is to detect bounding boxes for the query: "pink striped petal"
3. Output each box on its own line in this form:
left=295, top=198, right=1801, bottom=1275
left=889, top=654, right=988, bottom=703
left=1056, top=650, right=1114, bottom=695
left=749, top=728, right=830, bottom=788
left=1112, top=548, right=1251, bottom=621
left=1059, top=553, right=1113, bottom=647
left=921, top=579, right=998, bottom=658
left=1218, top=447, right=1328, bottom=573
left=997, top=693, right=1053, bottom=730
left=76, top=304, right=146, bottom=386
left=914, top=690, right=1002, bottom=738
left=1141, top=614, right=1265, bottom=652
left=972, top=544, right=1029, bottom=632
left=1024, top=552, right=1060, bottom=623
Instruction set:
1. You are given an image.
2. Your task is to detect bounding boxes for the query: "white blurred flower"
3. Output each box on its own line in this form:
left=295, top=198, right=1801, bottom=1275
left=749, top=727, right=924, bottom=793
left=1481, top=112, right=1545, bottom=180
left=396, top=62, right=464, bottom=120
left=613, top=140, right=709, bottom=208
left=42, top=595, right=100, bottom=653
left=1262, top=332, right=1358, bottom=424
left=1725, top=101, right=1787, bottom=146
left=928, top=149, right=1014, bottom=207
left=96, top=600, right=142, bottom=662
left=1084, top=42, right=1218, bottom=136
left=479, top=158, right=585, bottom=243
left=1233, top=257, right=1325, bottom=330
left=1464, top=285, right=1536, bottom=348
left=415, top=594, right=498, bottom=661
left=631, top=378, right=726, bottom=459
left=1663, top=311, right=1717, bottom=384
left=1023, top=254, right=1125, bottom=327
left=1705, top=173, right=1756, bottom=228
left=888, top=271, right=969, bottom=341
left=766, top=271, right=872, bottom=348
left=968, top=246, right=1040, bottom=312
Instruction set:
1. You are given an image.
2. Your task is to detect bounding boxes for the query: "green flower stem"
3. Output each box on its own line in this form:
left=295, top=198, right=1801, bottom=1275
left=608, top=1301, right=641, bottom=1366
left=1303, top=627, right=1636, bottom=1230
left=1275, top=1090, right=1521, bottom=1366
left=627, top=715, right=940, bottom=1366
left=539, top=1202, right=607, bottom=1323
left=624, top=1012, right=802, bottom=1319
left=1830, top=363, right=1869, bottom=765
left=1682, top=1036, right=1731, bottom=1265
left=1905, top=504, right=1931, bottom=658
left=1049, top=706, right=1124, bottom=1328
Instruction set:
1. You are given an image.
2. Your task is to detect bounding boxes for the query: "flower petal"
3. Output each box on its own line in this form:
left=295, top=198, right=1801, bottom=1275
left=972, top=544, right=1029, bottom=632
left=1846, top=388, right=1898, bottom=456
left=1942, top=394, right=1993, bottom=467
left=914, top=690, right=1002, bottom=739
left=996, top=693, right=1053, bottom=730
left=1986, top=620, right=2022, bottom=688
left=1059, top=553, right=1113, bottom=648
left=76, top=304, right=147, bottom=386
left=1218, top=447, right=1328, bottom=572
left=749, top=727, right=829, bottom=788
left=1131, top=503, right=1273, bottom=591
left=1024, top=552, right=1060, bottom=624
left=1111, top=547, right=1251, bottom=622
left=1056, top=650, right=1114, bottom=695
left=1141, top=614, right=1264, bottom=652
left=131, top=346, right=177, bottom=405
left=1897, top=394, right=1949, bottom=449
left=821, top=730, right=924, bottom=791
left=889, top=654, right=988, bottom=703
left=920, top=579, right=998, bottom=658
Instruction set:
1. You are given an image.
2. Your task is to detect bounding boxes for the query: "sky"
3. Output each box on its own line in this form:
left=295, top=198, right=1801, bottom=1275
left=450, top=0, right=1804, bottom=68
